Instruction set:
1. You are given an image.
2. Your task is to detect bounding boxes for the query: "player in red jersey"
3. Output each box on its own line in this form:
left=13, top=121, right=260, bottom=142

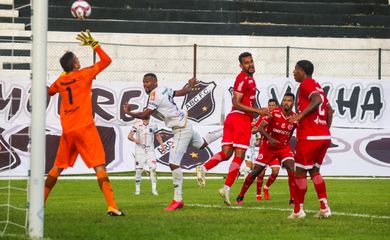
left=236, top=93, right=297, bottom=205
left=288, top=60, right=334, bottom=219
left=252, top=99, right=279, bottom=201
left=44, top=30, right=124, bottom=216
left=196, top=52, right=268, bottom=206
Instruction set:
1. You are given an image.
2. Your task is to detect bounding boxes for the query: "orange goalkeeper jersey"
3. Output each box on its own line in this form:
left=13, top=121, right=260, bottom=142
left=48, top=46, right=112, bottom=133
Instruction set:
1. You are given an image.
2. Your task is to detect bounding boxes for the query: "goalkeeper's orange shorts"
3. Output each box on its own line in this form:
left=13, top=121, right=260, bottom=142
left=54, top=124, right=106, bottom=169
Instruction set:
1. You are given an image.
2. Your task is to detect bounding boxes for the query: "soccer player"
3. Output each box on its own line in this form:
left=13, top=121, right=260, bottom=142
left=196, top=52, right=268, bottom=206
left=287, top=60, right=334, bottom=219
left=44, top=30, right=124, bottom=216
left=240, top=119, right=260, bottom=179
left=236, top=93, right=297, bottom=205
left=123, top=73, right=222, bottom=211
left=128, top=116, right=166, bottom=196
left=253, top=98, right=279, bottom=201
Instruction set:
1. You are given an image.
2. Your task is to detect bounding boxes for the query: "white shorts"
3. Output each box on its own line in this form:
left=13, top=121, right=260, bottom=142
left=134, top=152, right=157, bottom=171
left=245, top=147, right=256, bottom=162
left=169, top=121, right=204, bottom=166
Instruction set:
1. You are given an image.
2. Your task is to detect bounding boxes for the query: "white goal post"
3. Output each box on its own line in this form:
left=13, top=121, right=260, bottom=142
left=28, top=0, right=48, bottom=238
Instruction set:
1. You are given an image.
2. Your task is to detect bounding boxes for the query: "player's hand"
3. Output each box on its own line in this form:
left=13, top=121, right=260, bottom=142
left=268, top=137, right=280, bottom=147
left=256, top=107, right=269, bottom=117
left=187, top=77, right=199, bottom=88
left=135, top=139, right=141, bottom=144
left=289, top=114, right=302, bottom=123
left=76, top=29, right=100, bottom=49
left=123, top=103, right=132, bottom=114
left=161, top=144, right=167, bottom=153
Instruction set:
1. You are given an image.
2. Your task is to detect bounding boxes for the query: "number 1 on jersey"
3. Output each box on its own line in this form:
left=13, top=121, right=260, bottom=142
left=66, top=86, right=73, bottom=105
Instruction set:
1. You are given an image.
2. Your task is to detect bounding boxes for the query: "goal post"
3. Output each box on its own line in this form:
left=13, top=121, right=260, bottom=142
left=28, top=0, right=48, bottom=238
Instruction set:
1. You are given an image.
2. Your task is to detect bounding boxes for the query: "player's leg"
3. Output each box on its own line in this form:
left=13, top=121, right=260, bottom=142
left=165, top=126, right=192, bottom=211
left=199, top=128, right=223, bottom=149
left=282, top=157, right=295, bottom=206
left=78, top=124, right=124, bottom=216
left=44, top=167, right=63, bottom=204
left=264, top=161, right=280, bottom=200
left=236, top=162, right=266, bottom=204
left=256, top=168, right=266, bottom=201
left=134, top=154, right=143, bottom=195
left=147, top=155, right=158, bottom=196
left=309, top=139, right=331, bottom=218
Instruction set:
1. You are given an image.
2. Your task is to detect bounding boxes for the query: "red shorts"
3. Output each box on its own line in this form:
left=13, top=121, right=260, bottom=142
left=54, top=124, right=106, bottom=169
left=295, top=139, right=331, bottom=169
left=222, top=112, right=252, bottom=149
left=255, top=145, right=294, bottom=167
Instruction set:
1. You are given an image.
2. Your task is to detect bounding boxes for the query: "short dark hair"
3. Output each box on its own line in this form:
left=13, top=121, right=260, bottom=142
left=296, top=60, right=314, bottom=76
left=238, top=52, right=252, bottom=64
left=144, top=73, right=157, bottom=80
left=60, top=51, right=76, bottom=72
left=284, top=92, right=295, bottom=101
left=268, top=98, right=278, bottom=104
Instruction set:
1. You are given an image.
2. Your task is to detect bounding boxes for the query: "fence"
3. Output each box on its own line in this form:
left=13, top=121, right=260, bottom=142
left=0, top=39, right=388, bottom=81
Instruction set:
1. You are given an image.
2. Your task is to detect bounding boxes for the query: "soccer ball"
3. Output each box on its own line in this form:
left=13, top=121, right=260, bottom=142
left=71, top=0, right=91, bottom=20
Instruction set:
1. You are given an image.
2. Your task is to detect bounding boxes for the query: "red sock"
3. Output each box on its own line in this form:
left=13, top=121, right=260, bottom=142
left=204, top=151, right=227, bottom=171
left=287, top=171, right=296, bottom=201
left=294, top=175, right=307, bottom=213
left=311, top=173, right=328, bottom=209
left=238, top=172, right=256, bottom=197
left=224, top=156, right=243, bottom=187
left=265, top=173, right=278, bottom=188
left=256, top=175, right=264, bottom=196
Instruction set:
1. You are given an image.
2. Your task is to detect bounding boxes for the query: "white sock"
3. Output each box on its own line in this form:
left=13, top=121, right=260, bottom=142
left=224, top=185, right=230, bottom=192
left=203, top=128, right=223, bottom=145
left=172, top=168, right=183, bottom=202
left=135, top=169, right=142, bottom=193
left=150, top=169, right=157, bottom=192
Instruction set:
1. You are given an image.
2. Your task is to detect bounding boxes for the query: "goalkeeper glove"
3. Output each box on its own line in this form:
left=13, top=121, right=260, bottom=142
left=76, top=29, right=100, bottom=49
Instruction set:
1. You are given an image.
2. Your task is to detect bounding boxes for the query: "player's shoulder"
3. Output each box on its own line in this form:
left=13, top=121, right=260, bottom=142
left=235, top=71, right=252, bottom=82
left=272, top=107, right=283, bottom=115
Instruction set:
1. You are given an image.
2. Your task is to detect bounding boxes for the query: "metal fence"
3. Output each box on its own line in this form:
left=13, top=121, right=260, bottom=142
left=0, top=39, right=388, bottom=81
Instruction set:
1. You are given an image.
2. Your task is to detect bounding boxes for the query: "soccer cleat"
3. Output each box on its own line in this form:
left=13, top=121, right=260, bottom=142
left=152, top=190, right=159, bottom=196
left=256, top=195, right=262, bottom=201
left=264, top=188, right=270, bottom=200
left=236, top=196, right=244, bottom=205
left=314, top=207, right=332, bottom=219
left=289, top=199, right=295, bottom=206
left=107, top=207, right=125, bottom=216
left=219, top=187, right=231, bottom=206
left=135, top=191, right=140, bottom=195
left=164, top=199, right=184, bottom=211
left=287, top=209, right=306, bottom=219
left=196, top=166, right=206, bottom=188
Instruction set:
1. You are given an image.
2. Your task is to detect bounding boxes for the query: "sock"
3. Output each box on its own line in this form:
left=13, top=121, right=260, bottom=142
left=294, top=175, right=307, bottom=213
left=204, top=151, right=226, bottom=171
left=256, top=175, right=264, bottom=196
left=265, top=173, right=278, bottom=188
left=238, top=172, right=256, bottom=197
left=150, top=168, right=157, bottom=192
left=224, top=156, right=243, bottom=187
left=44, top=168, right=61, bottom=204
left=172, top=168, right=183, bottom=202
left=203, top=128, right=223, bottom=145
left=96, top=169, right=118, bottom=209
left=287, top=171, right=296, bottom=201
left=135, top=168, right=142, bottom=193
left=311, top=173, right=328, bottom=209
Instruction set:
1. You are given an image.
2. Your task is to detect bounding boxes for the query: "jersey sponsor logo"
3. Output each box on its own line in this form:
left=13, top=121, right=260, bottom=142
left=181, top=81, right=217, bottom=123
left=60, top=79, right=76, bottom=86
left=154, top=129, right=213, bottom=170
left=149, top=91, right=156, bottom=101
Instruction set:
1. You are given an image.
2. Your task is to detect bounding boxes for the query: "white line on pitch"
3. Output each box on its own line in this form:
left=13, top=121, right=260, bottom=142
left=186, top=204, right=390, bottom=220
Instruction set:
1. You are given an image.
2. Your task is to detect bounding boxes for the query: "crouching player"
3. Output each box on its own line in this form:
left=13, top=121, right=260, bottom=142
left=236, top=93, right=297, bottom=206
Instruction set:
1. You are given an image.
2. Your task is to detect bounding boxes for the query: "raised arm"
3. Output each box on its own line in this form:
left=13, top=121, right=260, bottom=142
left=174, top=77, right=199, bottom=97
left=123, top=104, right=155, bottom=120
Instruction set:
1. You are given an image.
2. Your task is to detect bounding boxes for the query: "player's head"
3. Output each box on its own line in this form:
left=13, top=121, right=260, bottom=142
left=267, top=99, right=278, bottom=111
left=282, top=92, right=295, bottom=112
left=239, top=52, right=255, bottom=76
left=143, top=73, right=158, bottom=94
left=294, top=60, right=314, bottom=82
left=60, top=51, right=80, bottom=72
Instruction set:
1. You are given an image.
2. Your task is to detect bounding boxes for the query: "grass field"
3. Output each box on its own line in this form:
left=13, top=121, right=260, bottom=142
left=1, top=177, right=390, bottom=239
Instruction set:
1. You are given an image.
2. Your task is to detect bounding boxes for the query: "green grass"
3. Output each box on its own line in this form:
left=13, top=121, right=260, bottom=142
left=1, top=178, right=390, bottom=239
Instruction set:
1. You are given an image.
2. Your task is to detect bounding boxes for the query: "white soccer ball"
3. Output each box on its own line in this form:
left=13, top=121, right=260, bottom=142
left=71, top=0, right=91, bottom=20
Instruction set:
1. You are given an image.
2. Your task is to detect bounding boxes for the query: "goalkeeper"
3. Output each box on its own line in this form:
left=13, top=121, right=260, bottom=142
left=44, top=30, right=124, bottom=216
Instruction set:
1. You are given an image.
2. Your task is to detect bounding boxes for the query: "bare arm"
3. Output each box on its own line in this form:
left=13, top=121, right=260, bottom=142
left=326, top=103, right=334, bottom=129
left=174, top=77, right=199, bottom=97
left=155, top=132, right=166, bottom=152
left=289, top=92, right=322, bottom=123
left=258, top=120, right=279, bottom=147
left=233, top=91, right=268, bottom=116
left=123, top=104, right=155, bottom=120
left=128, top=131, right=140, bottom=144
